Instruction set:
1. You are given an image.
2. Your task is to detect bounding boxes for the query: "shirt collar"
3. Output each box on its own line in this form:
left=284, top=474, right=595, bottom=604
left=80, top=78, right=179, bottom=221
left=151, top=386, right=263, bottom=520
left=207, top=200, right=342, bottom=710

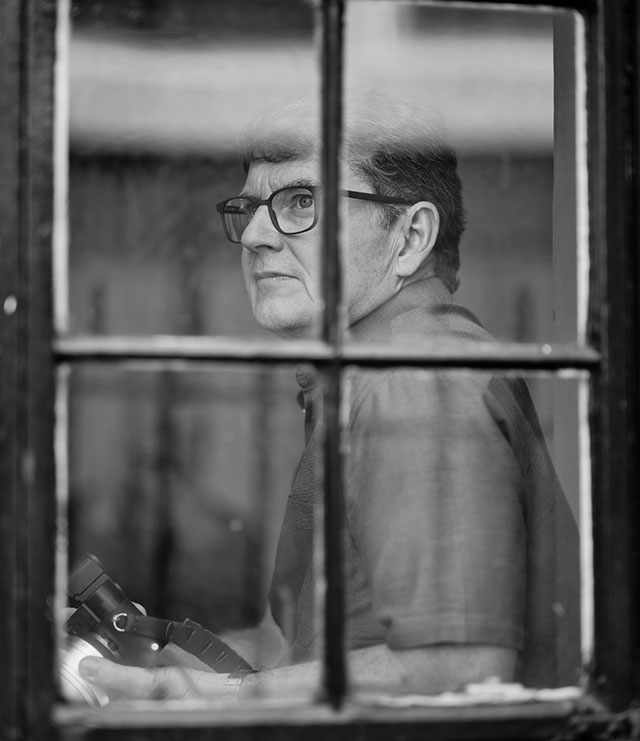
left=295, top=277, right=453, bottom=393
left=347, top=276, right=453, bottom=343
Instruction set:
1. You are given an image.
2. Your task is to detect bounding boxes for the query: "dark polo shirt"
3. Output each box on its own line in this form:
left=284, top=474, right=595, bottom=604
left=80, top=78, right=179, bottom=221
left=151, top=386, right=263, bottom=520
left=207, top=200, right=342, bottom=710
left=268, top=277, right=580, bottom=688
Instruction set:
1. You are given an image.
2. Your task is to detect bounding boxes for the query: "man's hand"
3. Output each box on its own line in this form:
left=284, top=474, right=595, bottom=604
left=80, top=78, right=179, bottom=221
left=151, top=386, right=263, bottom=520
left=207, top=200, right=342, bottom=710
left=78, top=657, right=230, bottom=701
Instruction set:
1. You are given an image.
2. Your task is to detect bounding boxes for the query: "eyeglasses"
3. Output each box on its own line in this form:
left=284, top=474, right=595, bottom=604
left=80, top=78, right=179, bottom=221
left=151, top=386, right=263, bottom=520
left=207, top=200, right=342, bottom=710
left=216, top=185, right=414, bottom=244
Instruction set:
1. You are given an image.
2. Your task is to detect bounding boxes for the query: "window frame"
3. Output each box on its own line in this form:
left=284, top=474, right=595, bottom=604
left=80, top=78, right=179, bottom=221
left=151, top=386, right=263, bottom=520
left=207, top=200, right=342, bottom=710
left=1, top=0, right=639, bottom=738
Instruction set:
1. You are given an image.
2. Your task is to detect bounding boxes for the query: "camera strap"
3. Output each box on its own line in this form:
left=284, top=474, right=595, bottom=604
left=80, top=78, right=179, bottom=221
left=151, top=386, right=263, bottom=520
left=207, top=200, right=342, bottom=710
left=114, top=613, right=254, bottom=674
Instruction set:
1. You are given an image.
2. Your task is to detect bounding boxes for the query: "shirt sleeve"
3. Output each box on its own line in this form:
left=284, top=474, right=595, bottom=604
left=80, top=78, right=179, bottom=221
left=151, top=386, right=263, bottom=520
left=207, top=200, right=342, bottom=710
left=344, top=369, right=526, bottom=652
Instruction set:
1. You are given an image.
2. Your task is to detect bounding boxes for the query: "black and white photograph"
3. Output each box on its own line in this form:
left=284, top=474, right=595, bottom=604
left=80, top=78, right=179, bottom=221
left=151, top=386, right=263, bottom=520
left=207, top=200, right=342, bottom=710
left=1, top=1, right=638, bottom=739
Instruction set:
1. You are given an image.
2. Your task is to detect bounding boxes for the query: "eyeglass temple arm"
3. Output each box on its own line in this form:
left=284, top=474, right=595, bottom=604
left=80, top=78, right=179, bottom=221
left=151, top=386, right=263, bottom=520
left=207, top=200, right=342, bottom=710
left=341, top=190, right=414, bottom=206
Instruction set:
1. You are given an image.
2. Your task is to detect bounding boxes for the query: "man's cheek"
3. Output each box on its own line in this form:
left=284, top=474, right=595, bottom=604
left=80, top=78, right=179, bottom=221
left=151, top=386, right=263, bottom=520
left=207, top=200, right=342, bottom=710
left=240, top=261, right=255, bottom=299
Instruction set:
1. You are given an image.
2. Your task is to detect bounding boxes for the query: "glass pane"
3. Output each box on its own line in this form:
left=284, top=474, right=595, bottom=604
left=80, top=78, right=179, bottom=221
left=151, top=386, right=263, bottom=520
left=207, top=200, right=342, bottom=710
left=342, top=369, right=587, bottom=698
left=63, top=0, right=318, bottom=338
left=342, top=2, right=587, bottom=346
left=57, top=363, right=324, bottom=706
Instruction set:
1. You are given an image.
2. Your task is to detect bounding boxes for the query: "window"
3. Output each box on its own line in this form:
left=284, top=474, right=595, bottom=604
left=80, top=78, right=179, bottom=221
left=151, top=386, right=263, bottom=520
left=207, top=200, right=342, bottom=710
left=1, top=0, right=639, bottom=739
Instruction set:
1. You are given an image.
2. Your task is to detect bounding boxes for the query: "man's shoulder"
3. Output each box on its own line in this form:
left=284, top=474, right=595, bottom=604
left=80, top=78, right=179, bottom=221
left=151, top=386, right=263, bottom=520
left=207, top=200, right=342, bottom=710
left=390, top=300, right=493, bottom=345
left=345, top=279, right=504, bottom=423
left=345, top=365, right=495, bottom=430
left=349, top=277, right=494, bottom=345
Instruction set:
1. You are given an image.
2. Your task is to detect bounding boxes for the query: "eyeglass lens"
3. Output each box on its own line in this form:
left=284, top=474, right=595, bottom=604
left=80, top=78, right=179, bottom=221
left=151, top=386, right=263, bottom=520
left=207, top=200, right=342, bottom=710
left=222, top=187, right=316, bottom=242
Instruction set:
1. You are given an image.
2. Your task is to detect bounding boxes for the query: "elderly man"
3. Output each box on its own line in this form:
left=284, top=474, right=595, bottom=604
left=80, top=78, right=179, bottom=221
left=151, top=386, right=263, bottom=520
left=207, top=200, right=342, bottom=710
left=76, top=91, right=580, bottom=701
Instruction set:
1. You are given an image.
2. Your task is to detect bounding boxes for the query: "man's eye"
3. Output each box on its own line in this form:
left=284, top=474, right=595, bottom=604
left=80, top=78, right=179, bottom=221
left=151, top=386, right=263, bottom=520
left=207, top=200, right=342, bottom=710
left=295, top=194, right=314, bottom=209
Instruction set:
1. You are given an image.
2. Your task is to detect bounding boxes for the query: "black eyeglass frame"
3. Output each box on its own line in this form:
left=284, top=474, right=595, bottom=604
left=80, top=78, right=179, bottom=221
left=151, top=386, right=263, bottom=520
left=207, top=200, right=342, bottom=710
left=215, top=185, right=415, bottom=243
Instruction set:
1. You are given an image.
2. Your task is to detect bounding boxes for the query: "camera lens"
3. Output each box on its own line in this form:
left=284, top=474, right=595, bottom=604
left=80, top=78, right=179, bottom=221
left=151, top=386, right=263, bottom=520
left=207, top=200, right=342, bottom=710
left=58, top=636, right=110, bottom=707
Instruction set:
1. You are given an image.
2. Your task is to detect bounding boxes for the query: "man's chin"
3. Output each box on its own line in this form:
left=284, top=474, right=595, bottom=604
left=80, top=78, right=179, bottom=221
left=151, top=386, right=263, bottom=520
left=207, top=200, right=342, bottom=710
left=254, top=309, right=319, bottom=340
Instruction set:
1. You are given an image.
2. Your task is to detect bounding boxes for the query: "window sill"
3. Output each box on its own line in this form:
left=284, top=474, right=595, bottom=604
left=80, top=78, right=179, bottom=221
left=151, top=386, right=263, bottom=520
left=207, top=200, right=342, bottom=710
left=54, top=694, right=594, bottom=740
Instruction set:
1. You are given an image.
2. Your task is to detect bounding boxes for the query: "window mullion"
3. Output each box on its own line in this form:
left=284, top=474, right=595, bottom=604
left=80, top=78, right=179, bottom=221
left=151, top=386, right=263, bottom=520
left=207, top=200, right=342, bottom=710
left=320, top=0, right=346, bottom=710
left=589, top=0, right=640, bottom=711
left=0, top=0, right=23, bottom=734
left=53, top=335, right=601, bottom=370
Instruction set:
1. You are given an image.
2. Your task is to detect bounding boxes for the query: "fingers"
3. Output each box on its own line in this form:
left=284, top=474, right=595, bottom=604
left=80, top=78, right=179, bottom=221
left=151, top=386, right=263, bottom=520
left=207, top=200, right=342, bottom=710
left=61, top=607, right=76, bottom=622
left=78, top=657, right=227, bottom=701
left=79, top=657, right=188, bottom=700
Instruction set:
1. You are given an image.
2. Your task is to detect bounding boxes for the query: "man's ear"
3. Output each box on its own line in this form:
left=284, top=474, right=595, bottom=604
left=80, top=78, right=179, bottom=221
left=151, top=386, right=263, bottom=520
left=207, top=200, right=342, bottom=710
left=395, top=202, right=440, bottom=279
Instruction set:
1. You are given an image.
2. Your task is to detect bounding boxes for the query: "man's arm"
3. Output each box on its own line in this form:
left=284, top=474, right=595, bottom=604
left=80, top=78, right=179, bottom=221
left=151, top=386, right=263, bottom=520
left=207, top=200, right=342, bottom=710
left=77, top=643, right=516, bottom=701
left=349, top=643, right=517, bottom=694
left=241, top=643, right=517, bottom=697
left=219, top=607, right=288, bottom=671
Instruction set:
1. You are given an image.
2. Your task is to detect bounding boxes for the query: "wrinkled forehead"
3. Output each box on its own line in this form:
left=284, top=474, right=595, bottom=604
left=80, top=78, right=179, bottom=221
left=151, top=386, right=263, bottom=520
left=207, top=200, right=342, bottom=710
left=242, top=157, right=320, bottom=197
left=242, top=155, right=366, bottom=197
left=241, top=100, right=319, bottom=164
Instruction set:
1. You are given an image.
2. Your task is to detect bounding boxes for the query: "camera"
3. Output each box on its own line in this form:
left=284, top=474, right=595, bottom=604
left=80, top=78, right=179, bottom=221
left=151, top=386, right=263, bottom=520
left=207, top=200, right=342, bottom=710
left=59, top=553, right=166, bottom=706
left=59, top=552, right=253, bottom=706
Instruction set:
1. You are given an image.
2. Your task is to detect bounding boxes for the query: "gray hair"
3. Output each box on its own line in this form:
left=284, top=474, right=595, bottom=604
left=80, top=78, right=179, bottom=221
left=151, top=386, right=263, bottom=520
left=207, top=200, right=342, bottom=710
left=242, top=89, right=465, bottom=292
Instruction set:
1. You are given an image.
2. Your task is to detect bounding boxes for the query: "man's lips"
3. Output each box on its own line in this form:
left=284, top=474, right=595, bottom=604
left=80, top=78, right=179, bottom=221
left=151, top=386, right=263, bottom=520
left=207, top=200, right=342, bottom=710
left=253, top=270, right=298, bottom=282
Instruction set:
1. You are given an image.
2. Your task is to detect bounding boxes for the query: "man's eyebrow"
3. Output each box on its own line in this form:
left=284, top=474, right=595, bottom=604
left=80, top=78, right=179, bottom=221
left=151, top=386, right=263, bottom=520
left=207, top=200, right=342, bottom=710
left=239, top=178, right=316, bottom=199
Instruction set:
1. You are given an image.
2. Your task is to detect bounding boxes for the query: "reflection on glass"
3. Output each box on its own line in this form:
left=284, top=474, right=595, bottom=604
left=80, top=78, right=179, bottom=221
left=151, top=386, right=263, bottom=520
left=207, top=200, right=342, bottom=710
left=343, top=370, right=585, bottom=696
left=59, top=363, right=323, bottom=705
left=344, top=3, right=585, bottom=345
left=66, top=0, right=317, bottom=337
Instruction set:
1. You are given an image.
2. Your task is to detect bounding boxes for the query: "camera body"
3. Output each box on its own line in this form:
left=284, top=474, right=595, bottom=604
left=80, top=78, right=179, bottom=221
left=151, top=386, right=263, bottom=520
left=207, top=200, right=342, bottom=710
left=66, top=552, right=163, bottom=665
left=59, top=552, right=253, bottom=706
left=59, top=553, right=164, bottom=706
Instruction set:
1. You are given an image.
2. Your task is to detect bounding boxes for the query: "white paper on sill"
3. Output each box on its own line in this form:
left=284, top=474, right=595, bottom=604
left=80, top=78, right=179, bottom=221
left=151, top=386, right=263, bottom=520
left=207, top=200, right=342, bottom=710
left=356, top=682, right=583, bottom=708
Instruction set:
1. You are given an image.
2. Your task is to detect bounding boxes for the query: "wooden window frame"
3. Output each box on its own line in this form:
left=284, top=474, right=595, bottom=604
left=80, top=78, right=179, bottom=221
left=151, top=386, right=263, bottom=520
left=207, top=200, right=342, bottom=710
left=1, top=0, right=639, bottom=738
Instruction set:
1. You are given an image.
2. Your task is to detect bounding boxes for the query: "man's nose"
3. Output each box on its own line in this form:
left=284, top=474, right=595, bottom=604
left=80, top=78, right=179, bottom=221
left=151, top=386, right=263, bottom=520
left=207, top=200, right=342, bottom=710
left=241, top=204, right=283, bottom=253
